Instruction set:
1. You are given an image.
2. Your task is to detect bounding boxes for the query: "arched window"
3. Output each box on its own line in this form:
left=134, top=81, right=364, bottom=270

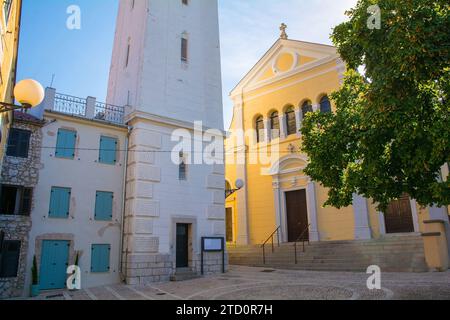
left=320, top=95, right=332, bottom=113
left=270, top=111, right=280, bottom=139
left=302, top=101, right=313, bottom=118
left=285, top=106, right=296, bottom=136
left=255, top=116, right=264, bottom=143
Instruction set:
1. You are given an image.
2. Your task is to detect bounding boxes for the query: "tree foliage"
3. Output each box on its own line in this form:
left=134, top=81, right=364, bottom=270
left=301, top=0, right=450, bottom=211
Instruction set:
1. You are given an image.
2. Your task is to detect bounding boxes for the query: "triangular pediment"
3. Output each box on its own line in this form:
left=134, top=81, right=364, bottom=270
left=230, top=39, right=339, bottom=97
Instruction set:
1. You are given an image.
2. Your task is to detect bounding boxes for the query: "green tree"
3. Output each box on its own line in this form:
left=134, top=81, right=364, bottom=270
left=301, top=0, right=450, bottom=211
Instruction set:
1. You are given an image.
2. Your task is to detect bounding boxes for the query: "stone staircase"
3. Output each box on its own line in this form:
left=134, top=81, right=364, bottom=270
left=228, top=234, right=429, bottom=272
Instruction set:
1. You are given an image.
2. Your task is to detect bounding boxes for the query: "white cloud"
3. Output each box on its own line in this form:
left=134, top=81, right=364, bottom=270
left=219, top=0, right=358, bottom=128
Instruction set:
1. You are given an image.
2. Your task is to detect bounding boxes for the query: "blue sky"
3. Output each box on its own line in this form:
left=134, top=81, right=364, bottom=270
left=17, top=0, right=357, bottom=128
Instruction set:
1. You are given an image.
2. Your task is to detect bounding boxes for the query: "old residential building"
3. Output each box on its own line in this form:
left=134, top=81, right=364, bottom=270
left=0, top=111, right=44, bottom=298
left=21, top=89, right=128, bottom=294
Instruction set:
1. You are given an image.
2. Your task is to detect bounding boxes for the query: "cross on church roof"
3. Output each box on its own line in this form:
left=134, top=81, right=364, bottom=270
left=280, top=23, right=288, bottom=39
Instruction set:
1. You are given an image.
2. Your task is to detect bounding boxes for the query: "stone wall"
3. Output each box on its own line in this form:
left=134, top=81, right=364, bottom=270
left=0, top=121, right=43, bottom=186
left=123, top=253, right=173, bottom=285
left=0, top=215, right=32, bottom=298
left=123, top=251, right=228, bottom=285
left=0, top=117, right=43, bottom=299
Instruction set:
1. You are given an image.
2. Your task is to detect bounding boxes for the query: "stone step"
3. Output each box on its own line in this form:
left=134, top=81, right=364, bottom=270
left=229, top=249, right=425, bottom=258
left=229, top=238, right=423, bottom=247
left=230, top=244, right=424, bottom=252
left=230, top=256, right=428, bottom=268
left=234, top=263, right=428, bottom=273
left=229, top=242, right=425, bottom=253
left=169, top=268, right=199, bottom=282
left=228, top=236, right=428, bottom=273
left=228, top=236, right=425, bottom=251
left=231, top=254, right=427, bottom=261
left=230, top=258, right=427, bottom=267
left=229, top=240, right=425, bottom=250
left=230, top=250, right=426, bottom=256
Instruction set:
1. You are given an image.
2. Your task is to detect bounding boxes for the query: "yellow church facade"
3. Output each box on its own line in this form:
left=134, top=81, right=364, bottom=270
left=225, top=33, right=449, bottom=269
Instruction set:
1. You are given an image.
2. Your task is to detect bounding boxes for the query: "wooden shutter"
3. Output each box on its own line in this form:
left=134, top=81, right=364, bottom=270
left=19, top=188, right=33, bottom=216
left=18, top=131, right=31, bottom=157
left=91, top=244, right=111, bottom=273
left=49, top=187, right=71, bottom=218
left=285, top=109, right=297, bottom=136
left=0, top=241, right=21, bottom=278
left=6, top=129, right=31, bottom=158
left=95, top=191, right=113, bottom=221
left=6, top=129, right=18, bottom=156
left=255, top=117, right=264, bottom=143
left=270, top=112, right=280, bottom=139
left=56, top=129, right=77, bottom=159
left=99, top=136, right=117, bottom=165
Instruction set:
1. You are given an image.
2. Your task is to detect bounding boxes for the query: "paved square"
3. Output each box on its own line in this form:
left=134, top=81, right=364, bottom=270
left=33, top=266, right=450, bottom=300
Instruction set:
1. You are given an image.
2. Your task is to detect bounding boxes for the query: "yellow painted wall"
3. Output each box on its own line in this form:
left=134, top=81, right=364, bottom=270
left=226, top=42, right=354, bottom=244
left=0, top=0, right=22, bottom=165
left=315, top=185, right=355, bottom=241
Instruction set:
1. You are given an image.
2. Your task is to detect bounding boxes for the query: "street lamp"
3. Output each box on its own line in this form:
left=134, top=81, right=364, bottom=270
left=225, top=179, right=244, bottom=199
left=0, top=79, right=44, bottom=113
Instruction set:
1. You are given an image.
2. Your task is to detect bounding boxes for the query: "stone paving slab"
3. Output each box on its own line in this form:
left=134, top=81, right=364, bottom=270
left=32, top=265, right=450, bottom=301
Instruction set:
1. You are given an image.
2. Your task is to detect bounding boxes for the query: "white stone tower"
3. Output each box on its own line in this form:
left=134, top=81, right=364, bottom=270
left=107, top=0, right=225, bottom=284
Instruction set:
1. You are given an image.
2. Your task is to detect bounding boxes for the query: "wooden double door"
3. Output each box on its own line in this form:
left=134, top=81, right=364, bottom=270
left=40, top=240, right=70, bottom=290
left=285, top=190, right=309, bottom=243
left=384, top=194, right=415, bottom=234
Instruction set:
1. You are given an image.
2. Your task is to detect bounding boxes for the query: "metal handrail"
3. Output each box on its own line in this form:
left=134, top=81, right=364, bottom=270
left=94, top=101, right=125, bottom=125
left=54, top=93, right=87, bottom=116
left=294, top=224, right=311, bottom=264
left=261, top=226, right=281, bottom=264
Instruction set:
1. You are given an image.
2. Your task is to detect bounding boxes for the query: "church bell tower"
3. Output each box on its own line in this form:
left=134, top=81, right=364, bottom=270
left=107, top=0, right=225, bottom=284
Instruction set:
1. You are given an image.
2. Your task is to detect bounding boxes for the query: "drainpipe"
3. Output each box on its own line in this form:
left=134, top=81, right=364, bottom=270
left=119, top=125, right=132, bottom=282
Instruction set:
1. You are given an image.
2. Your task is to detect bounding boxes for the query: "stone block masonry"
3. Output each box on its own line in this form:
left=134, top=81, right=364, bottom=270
left=123, top=254, right=173, bottom=285
left=0, top=115, right=44, bottom=299
left=0, top=216, right=32, bottom=298
left=0, top=121, right=43, bottom=186
left=122, top=252, right=228, bottom=285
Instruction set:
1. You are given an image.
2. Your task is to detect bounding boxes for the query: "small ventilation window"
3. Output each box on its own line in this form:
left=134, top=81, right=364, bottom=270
left=179, top=152, right=187, bottom=181
left=181, top=35, right=188, bottom=63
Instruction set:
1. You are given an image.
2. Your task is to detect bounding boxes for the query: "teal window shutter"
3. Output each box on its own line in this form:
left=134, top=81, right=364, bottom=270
left=49, top=187, right=71, bottom=218
left=91, top=244, right=111, bottom=273
left=55, top=129, right=77, bottom=159
left=95, top=191, right=113, bottom=221
left=99, top=136, right=117, bottom=165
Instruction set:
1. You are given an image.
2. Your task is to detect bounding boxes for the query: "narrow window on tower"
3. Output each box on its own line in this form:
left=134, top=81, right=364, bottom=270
left=125, top=38, right=131, bottom=68
left=182, top=0, right=188, bottom=5
left=181, top=33, right=188, bottom=63
left=179, top=152, right=187, bottom=181
left=131, top=0, right=135, bottom=10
